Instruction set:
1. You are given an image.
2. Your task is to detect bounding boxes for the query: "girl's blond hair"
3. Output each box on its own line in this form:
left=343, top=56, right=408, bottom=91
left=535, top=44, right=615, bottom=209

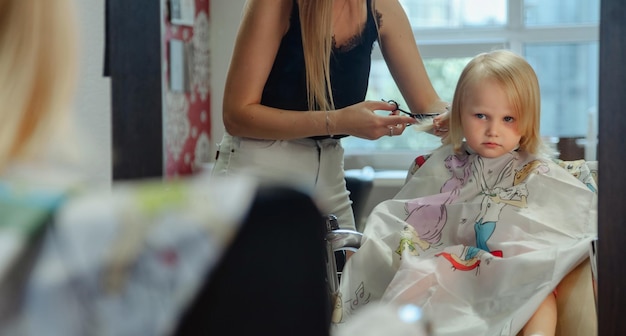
left=0, top=0, right=78, bottom=171
left=297, top=0, right=377, bottom=112
left=444, top=50, right=542, bottom=154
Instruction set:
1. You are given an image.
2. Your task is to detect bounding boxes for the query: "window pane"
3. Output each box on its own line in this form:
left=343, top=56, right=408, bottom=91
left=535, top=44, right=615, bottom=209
left=421, top=57, right=470, bottom=103
left=525, top=0, right=600, bottom=26
left=524, top=43, right=599, bottom=138
left=401, top=0, right=507, bottom=28
left=342, top=57, right=469, bottom=152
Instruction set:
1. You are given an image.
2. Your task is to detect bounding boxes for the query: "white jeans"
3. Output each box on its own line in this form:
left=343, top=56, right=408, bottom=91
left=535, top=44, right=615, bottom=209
left=212, top=133, right=356, bottom=230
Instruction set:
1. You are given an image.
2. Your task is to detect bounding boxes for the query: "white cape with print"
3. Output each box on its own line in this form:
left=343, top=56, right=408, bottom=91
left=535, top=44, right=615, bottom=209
left=336, top=144, right=597, bottom=336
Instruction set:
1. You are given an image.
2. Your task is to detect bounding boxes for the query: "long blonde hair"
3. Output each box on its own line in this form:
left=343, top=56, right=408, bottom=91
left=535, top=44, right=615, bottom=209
left=297, top=0, right=377, bottom=112
left=297, top=0, right=334, bottom=112
left=444, top=50, right=542, bottom=154
left=0, top=0, right=78, bottom=171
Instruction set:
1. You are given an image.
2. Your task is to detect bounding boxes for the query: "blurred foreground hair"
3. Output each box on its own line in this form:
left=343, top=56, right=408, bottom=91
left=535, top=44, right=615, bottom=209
left=0, top=0, right=79, bottom=171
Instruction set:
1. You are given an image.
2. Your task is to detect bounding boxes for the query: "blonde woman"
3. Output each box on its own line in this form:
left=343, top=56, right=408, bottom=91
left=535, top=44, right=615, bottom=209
left=214, top=0, right=449, bottom=230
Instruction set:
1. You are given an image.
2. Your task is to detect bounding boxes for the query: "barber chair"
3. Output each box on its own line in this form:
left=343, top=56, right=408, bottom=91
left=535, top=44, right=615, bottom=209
left=324, top=215, right=363, bottom=299
left=344, top=167, right=375, bottom=232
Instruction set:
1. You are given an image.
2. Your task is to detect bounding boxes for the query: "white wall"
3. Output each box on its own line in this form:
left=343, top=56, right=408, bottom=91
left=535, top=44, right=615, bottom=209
left=209, top=0, right=246, bottom=160
left=73, top=0, right=112, bottom=185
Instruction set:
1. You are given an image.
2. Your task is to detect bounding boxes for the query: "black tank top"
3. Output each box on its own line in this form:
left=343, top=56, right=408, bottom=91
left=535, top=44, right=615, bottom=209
left=260, top=0, right=380, bottom=139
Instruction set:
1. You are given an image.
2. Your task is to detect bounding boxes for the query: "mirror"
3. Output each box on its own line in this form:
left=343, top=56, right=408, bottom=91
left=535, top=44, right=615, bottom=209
left=101, top=0, right=622, bottom=333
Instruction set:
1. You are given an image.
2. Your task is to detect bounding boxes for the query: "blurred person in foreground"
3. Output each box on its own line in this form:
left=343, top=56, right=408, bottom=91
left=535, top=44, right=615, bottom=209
left=0, top=1, right=259, bottom=335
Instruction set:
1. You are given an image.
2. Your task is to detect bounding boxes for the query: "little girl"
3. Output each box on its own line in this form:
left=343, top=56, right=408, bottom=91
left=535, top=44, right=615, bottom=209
left=336, top=50, right=597, bottom=336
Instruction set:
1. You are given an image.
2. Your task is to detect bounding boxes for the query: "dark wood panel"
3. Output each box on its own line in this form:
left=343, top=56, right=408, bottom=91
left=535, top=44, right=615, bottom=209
left=598, top=0, right=626, bottom=334
left=109, top=0, right=163, bottom=180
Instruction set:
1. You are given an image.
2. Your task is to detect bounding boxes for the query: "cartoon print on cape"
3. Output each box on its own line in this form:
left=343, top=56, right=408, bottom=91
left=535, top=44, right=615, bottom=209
left=401, top=153, right=471, bottom=255
left=404, top=154, right=550, bottom=272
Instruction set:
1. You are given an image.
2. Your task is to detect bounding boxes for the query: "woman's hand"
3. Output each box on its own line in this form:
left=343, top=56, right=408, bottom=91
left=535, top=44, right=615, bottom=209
left=329, top=100, right=417, bottom=140
left=433, top=109, right=450, bottom=138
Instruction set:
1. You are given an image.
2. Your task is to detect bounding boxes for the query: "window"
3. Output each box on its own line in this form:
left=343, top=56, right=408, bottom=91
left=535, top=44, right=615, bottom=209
left=343, top=0, right=600, bottom=170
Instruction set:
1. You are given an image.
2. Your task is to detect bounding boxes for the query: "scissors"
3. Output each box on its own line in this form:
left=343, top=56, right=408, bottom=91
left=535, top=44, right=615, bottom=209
left=381, top=99, right=440, bottom=121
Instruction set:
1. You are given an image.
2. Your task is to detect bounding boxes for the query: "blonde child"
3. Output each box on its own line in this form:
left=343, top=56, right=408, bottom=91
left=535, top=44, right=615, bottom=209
left=439, top=49, right=553, bottom=336
left=336, top=50, right=597, bottom=336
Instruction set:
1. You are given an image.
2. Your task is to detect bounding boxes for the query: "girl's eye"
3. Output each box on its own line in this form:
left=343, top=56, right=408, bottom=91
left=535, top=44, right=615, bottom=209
left=475, top=114, right=486, bottom=120
left=503, top=116, right=515, bottom=123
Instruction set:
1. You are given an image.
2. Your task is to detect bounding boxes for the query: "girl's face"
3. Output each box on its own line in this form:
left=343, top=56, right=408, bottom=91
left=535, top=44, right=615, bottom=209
left=461, top=79, right=521, bottom=158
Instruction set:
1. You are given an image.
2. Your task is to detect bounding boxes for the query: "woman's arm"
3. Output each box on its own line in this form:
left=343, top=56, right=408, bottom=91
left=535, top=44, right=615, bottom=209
left=375, top=0, right=449, bottom=115
left=223, top=0, right=416, bottom=140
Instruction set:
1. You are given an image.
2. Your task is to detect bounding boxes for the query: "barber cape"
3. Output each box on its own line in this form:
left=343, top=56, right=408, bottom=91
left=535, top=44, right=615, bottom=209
left=336, top=143, right=597, bottom=336
left=0, top=167, right=256, bottom=336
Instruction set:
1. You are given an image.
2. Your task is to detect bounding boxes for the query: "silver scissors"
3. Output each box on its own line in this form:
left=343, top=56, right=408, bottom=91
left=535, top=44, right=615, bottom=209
left=382, top=99, right=440, bottom=121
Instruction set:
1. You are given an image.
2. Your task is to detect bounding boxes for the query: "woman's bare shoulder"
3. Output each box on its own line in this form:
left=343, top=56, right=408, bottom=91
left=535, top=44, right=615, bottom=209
left=241, top=0, right=292, bottom=32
